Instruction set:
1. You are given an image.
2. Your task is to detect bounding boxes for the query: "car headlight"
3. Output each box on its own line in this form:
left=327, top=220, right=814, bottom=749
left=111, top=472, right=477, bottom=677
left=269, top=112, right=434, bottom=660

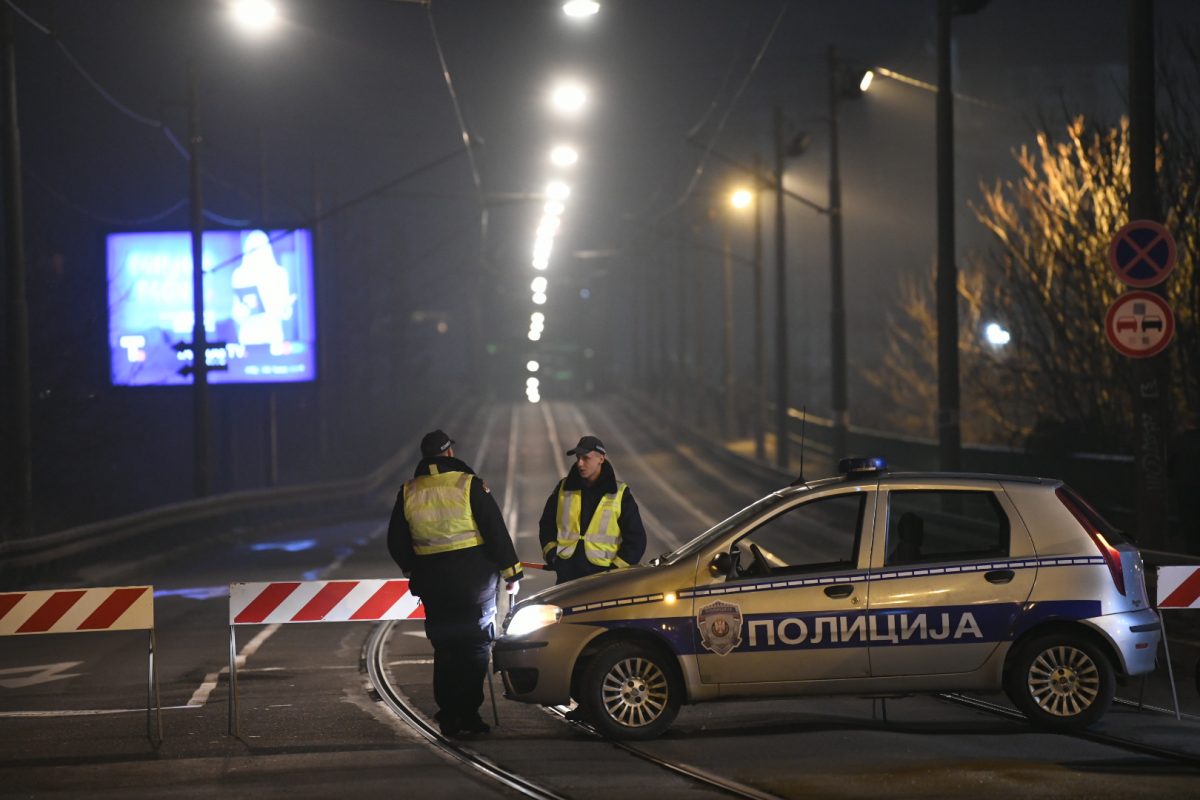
left=505, top=604, right=562, bottom=637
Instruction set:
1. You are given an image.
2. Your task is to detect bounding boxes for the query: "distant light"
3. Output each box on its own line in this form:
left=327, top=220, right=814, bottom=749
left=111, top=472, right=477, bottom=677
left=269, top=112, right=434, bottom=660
left=537, top=216, right=561, bottom=237
left=532, top=292, right=548, bottom=305
left=563, top=0, right=600, bottom=18
left=528, top=330, right=542, bottom=341
left=550, top=81, right=588, bottom=115
left=730, top=188, right=753, bottom=209
left=436, top=321, right=449, bottom=334
left=531, top=276, right=548, bottom=293
left=546, top=181, right=571, bottom=201
left=531, top=312, right=545, bottom=324
left=232, top=0, right=277, bottom=32
left=527, top=393, right=541, bottom=404
left=532, top=257, right=549, bottom=271
left=580, top=288, right=591, bottom=300
left=985, top=322, right=1011, bottom=346
left=859, top=70, right=875, bottom=93
left=550, top=145, right=579, bottom=167
left=544, top=201, right=566, bottom=217
left=526, top=360, right=540, bottom=372
left=526, top=377, right=540, bottom=388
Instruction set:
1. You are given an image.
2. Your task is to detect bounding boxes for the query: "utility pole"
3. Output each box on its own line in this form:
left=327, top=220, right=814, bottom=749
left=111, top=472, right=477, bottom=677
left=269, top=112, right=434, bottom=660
left=188, top=61, right=212, bottom=497
left=935, top=0, right=961, bottom=471
left=773, top=105, right=791, bottom=471
left=827, top=45, right=849, bottom=463
left=1128, top=0, right=1170, bottom=550
left=2, top=7, right=32, bottom=540
left=721, top=219, right=735, bottom=438
left=752, top=154, right=766, bottom=461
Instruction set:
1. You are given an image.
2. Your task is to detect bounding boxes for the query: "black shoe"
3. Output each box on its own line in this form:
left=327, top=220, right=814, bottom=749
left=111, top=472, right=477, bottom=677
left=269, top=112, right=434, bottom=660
left=564, top=706, right=587, bottom=723
left=458, top=715, right=491, bottom=734
left=434, top=712, right=460, bottom=737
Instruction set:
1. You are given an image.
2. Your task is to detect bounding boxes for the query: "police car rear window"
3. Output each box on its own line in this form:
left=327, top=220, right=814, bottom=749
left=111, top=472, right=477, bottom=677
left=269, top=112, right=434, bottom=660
left=1059, top=485, right=1130, bottom=546
left=885, top=490, right=1010, bottom=566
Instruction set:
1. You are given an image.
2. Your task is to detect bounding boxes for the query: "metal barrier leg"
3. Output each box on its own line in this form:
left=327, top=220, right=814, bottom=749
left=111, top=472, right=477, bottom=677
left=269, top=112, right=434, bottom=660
left=487, top=577, right=500, bottom=727
left=147, top=628, right=163, bottom=745
left=1160, top=615, right=1182, bottom=721
left=228, top=625, right=240, bottom=737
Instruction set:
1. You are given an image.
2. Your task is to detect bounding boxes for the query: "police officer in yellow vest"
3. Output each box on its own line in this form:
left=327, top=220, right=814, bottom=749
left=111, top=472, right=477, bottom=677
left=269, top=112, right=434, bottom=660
left=538, top=435, right=646, bottom=584
left=387, top=429, right=523, bottom=737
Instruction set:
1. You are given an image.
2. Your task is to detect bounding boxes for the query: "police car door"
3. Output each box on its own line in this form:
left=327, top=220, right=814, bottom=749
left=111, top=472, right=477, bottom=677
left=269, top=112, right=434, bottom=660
left=693, top=487, right=876, bottom=686
left=866, top=482, right=1036, bottom=677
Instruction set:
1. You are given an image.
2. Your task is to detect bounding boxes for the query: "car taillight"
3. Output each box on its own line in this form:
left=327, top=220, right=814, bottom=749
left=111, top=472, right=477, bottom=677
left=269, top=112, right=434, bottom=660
left=1056, top=487, right=1126, bottom=596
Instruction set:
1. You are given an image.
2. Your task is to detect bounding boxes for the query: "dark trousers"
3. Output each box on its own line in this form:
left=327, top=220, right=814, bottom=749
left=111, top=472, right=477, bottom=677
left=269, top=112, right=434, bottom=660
left=412, top=549, right=498, bottom=721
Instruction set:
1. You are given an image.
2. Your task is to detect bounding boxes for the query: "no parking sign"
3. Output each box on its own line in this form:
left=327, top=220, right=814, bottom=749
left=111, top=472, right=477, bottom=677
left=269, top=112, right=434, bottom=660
left=1109, top=219, right=1176, bottom=287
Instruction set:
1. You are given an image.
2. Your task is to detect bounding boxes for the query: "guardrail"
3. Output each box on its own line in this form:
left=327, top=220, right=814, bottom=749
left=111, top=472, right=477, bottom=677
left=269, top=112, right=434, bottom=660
left=0, top=397, right=471, bottom=579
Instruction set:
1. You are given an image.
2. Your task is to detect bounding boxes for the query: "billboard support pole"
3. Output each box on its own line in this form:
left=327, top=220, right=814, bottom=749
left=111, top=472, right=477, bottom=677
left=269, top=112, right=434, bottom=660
left=189, top=60, right=211, bottom=497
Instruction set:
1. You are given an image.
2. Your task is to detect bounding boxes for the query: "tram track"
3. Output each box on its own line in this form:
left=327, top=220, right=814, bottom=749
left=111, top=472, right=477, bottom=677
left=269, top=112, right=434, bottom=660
left=366, top=617, right=780, bottom=800
left=936, top=692, right=1200, bottom=768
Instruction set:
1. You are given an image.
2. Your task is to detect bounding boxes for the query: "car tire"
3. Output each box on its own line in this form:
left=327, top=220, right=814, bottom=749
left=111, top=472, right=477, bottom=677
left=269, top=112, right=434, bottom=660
left=580, top=640, right=682, bottom=740
left=1005, top=632, right=1115, bottom=731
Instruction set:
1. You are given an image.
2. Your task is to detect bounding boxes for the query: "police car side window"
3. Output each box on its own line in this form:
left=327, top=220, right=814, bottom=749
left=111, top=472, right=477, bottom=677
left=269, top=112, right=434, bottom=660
left=885, top=490, right=1009, bottom=566
left=732, top=493, right=865, bottom=578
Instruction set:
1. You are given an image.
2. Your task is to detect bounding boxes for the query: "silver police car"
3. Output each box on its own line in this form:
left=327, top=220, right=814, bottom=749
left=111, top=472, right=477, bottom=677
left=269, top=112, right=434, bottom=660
left=494, top=459, right=1161, bottom=739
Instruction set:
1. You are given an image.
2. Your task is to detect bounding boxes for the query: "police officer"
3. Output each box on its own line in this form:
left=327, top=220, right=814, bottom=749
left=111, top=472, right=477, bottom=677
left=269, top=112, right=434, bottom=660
left=538, top=435, right=647, bottom=584
left=387, top=430, right=523, bottom=737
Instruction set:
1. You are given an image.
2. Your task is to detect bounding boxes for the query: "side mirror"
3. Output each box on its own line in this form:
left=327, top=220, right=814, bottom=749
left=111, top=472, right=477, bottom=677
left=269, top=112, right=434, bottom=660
left=709, top=551, right=732, bottom=578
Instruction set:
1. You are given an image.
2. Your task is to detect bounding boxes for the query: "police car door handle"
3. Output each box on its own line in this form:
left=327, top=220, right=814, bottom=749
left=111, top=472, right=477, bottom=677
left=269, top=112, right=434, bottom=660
left=824, top=584, right=854, bottom=599
left=984, top=569, right=1015, bottom=584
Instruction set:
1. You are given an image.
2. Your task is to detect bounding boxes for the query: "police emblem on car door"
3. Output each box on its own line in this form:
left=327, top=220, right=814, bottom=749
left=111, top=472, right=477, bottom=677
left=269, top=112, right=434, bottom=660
left=693, top=488, right=876, bottom=684
left=697, top=600, right=743, bottom=655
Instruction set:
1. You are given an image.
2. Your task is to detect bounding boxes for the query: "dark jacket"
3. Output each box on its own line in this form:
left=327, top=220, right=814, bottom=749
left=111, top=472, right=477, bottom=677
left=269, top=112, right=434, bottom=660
left=538, top=460, right=647, bottom=583
left=387, top=456, right=524, bottom=600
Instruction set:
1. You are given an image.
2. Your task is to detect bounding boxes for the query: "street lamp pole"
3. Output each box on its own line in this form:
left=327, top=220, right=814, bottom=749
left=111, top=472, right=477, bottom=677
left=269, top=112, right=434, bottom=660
left=935, top=0, right=962, bottom=471
left=2, top=6, right=32, bottom=540
left=721, top=217, right=734, bottom=438
left=188, top=61, right=212, bottom=497
left=773, top=105, right=791, bottom=471
left=752, top=156, right=766, bottom=460
left=827, top=45, right=849, bottom=463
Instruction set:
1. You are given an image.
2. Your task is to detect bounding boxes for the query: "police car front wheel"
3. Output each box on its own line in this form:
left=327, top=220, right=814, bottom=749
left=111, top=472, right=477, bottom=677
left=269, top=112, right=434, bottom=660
left=581, top=641, right=682, bottom=740
left=1006, top=633, right=1115, bottom=730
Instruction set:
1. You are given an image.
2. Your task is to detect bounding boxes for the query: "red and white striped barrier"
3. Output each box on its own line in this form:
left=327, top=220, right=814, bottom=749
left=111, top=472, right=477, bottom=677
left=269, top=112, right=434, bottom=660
left=0, top=585, right=153, bottom=635
left=229, top=579, right=423, bottom=625
left=0, top=585, right=161, bottom=743
left=227, top=578, right=422, bottom=736
left=1157, top=566, right=1200, bottom=609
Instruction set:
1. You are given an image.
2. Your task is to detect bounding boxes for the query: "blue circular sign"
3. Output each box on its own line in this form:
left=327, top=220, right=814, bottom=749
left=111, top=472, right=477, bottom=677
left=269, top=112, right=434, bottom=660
left=1108, top=220, right=1176, bottom=288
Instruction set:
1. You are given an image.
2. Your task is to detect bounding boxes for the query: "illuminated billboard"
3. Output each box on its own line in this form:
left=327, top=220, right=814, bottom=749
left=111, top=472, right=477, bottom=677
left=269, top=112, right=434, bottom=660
left=106, top=229, right=317, bottom=386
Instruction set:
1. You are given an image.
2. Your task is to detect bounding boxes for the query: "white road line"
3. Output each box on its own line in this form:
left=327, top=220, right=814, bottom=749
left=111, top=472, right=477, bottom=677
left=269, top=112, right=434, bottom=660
left=502, top=403, right=520, bottom=540
left=541, top=400, right=564, bottom=464
left=187, top=623, right=281, bottom=707
left=589, top=404, right=717, bottom=531
left=0, top=705, right=200, bottom=718
left=471, top=405, right=498, bottom=471
left=386, top=658, right=435, bottom=666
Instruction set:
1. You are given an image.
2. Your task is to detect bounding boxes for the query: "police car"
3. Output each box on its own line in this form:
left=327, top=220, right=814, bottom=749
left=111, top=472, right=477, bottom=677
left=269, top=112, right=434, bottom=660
left=494, top=459, right=1161, bottom=740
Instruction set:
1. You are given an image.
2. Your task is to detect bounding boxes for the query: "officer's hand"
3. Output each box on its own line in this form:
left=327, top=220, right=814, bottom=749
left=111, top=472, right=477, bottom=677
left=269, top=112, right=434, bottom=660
left=505, top=580, right=520, bottom=595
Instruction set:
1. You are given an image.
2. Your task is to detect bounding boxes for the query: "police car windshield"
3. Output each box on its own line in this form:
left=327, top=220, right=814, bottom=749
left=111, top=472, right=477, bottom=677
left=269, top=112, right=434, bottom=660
left=654, top=493, right=790, bottom=565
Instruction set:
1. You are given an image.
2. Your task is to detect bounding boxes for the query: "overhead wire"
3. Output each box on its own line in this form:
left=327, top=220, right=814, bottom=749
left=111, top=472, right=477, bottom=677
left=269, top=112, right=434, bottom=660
left=669, top=1, right=791, bottom=215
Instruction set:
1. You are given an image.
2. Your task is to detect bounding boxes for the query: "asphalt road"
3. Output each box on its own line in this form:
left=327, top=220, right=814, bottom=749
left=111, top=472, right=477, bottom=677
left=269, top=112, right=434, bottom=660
left=2, top=398, right=1199, bottom=799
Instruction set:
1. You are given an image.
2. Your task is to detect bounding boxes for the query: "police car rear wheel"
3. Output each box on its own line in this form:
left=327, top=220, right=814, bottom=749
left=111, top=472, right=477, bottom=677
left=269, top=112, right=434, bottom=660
left=581, top=641, right=681, bottom=740
left=1006, top=633, right=1114, bottom=730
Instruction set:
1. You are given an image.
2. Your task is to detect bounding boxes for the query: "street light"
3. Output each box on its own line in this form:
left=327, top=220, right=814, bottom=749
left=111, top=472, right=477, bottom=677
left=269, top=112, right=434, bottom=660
left=550, top=145, right=579, bottom=167
left=730, top=175, right=766, bottom=460
left=550, top=80, right=588, bottom=116
left=562, top=0, right=600, bottom=18
left=231, top=0, right=278, bottom=33
left=984, top=322, right=1011, bottom=347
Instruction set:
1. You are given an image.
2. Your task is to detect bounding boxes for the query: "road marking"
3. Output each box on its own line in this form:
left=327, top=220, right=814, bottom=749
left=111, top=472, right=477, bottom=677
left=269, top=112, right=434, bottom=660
left=0, top=705, right=199, bottom=718
left=471, top=405, right=498, bottom=472
left=590, top=404, right=716, bottom=530
left=0, top=661, right=84, bottom=689
left=187, top=623, right=281, bottom=706
left=387, top=658, right=435, bottom=666
left=502, top=404, right=520, bottom=539
left=541, top=400, right=564, bottom=466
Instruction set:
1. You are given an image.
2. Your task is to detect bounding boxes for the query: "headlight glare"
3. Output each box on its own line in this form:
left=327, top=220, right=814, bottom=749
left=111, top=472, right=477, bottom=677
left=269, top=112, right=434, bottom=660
left=505, top=604, right=562, bottom=637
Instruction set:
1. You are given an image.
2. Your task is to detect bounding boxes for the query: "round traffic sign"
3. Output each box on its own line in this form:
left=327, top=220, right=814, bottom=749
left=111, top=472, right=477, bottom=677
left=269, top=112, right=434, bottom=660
left=1108, top=220, right=1176, bottom=287
left=1104, top=291, right=1175, bottom=358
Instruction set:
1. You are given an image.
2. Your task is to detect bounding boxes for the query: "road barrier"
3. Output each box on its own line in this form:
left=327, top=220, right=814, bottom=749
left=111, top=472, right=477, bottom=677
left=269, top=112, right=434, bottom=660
left=0, top=585, right=161, bottom=743
left=1156, top=566, right=1200, bottom=720
left=227, top=579, right=423, bottom=736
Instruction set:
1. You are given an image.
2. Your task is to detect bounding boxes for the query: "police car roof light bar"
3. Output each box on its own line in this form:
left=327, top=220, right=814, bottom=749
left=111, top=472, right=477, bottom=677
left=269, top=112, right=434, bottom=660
left=838, top=456, right=888, bottom=475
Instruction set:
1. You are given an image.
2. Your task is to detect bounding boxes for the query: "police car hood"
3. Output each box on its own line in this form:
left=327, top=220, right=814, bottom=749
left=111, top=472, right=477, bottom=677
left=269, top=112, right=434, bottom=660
left=519, top=563, right=664, bottom=609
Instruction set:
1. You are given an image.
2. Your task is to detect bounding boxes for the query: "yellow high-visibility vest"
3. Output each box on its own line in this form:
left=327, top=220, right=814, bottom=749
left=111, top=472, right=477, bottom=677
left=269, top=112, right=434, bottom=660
left=403, top=468, right=484, bottom=555
left=547, top=480, right=630, bottom=568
